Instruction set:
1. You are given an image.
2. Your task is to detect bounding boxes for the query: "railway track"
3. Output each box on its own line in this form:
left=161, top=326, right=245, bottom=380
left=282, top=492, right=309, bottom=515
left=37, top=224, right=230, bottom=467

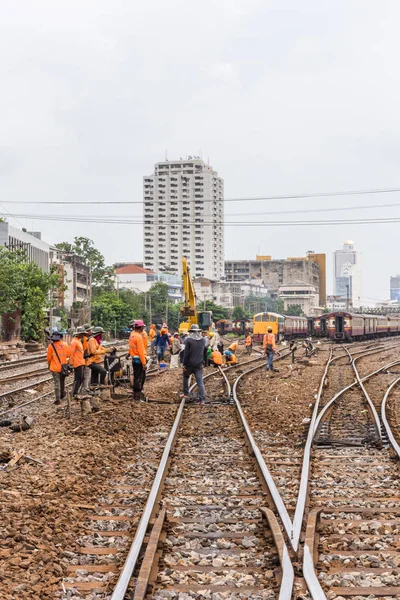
left=61, top=354, right=294, bottom=599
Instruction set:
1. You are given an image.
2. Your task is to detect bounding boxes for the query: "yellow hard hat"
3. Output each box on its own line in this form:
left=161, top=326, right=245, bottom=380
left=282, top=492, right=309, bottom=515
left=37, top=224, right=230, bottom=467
left=209, top=332, right=215, bottom=337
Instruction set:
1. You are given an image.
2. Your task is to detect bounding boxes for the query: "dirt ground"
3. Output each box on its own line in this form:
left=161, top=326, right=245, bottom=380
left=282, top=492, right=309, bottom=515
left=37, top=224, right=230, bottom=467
left=0, top=396, right=176, bottom=600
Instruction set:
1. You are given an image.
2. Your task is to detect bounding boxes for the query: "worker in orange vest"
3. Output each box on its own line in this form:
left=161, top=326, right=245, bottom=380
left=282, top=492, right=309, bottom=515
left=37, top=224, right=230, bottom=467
left=245, top=334, right=252, bottom=355
left=228, top=340, right=238, bottom=353
left=47, top=331, right=70, bottom=405
left=129, top=320, right=147, bottom=400
left=263, top=327, right=277, bottom=372
left=149, top=324, right=157, bottom=353
left=209, top=349, right=223, bottom=367
left=69, top=327, right=86, bottom=397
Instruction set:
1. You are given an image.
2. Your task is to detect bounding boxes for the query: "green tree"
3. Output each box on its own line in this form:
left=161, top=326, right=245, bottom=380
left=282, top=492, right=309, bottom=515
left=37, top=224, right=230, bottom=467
left=91, top=292, right=134, bottom=335
left=232, top=305, right=248, bottom=320
left=201, top=300, right=228, bottom=322
left=284, top=304, right=304, bottom=316
left=0, top=248, right=63, bottom=341
left=56, top=237, right=114, bottom=288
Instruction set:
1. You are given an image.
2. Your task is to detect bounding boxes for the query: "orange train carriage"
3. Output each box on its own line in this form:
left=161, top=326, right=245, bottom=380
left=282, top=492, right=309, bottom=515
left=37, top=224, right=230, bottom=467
left=253, top=312, right=308, bottom=343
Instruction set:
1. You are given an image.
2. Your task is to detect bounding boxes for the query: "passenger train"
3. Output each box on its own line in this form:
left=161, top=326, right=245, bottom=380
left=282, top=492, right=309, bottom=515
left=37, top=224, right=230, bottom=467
left=217, top=311, right=400, bottom=343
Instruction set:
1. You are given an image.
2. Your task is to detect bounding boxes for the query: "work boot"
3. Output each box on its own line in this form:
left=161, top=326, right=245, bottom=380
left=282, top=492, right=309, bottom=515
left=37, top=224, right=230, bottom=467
left=133, top=392, right=141, bottom=401
left=80, top=399, right=92, bottom=415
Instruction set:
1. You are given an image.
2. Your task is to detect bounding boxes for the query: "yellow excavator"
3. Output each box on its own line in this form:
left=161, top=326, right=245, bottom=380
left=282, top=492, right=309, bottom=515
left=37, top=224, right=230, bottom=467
left=179, top=257, right=213, bottom=334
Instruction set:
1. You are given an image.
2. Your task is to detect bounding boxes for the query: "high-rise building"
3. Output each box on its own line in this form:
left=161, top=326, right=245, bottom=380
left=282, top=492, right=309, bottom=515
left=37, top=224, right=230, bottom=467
left=143, top=158, right=224, bottom=279
left=390, top=275, right=400, bottom=302
left=333, top=240, right=362, bottom=308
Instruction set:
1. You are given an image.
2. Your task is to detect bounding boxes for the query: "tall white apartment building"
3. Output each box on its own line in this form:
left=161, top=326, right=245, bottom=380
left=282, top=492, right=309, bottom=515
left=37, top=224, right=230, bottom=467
left=143, top=158, right=224, bottom=279
left=333, top=240, right=362, bottom=308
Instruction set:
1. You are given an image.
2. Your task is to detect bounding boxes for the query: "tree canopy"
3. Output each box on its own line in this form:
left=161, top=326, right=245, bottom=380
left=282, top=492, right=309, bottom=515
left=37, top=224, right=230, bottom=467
left=0, top=248, right=63, bottom=340
left=56, top=237, right=114, bottom=288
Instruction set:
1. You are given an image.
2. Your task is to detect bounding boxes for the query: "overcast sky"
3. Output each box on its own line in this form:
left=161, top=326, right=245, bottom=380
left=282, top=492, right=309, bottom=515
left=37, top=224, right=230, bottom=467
left=1, top=0, right=400, bottom=303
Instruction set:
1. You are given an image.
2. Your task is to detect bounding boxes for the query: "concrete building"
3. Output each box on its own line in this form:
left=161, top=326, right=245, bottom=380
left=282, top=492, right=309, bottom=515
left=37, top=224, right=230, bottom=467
left=194, top=277, right=269, bottom=310
left=278, top=283, right=320, bottom=316
left=333, top=240, right=362, bottom=308
left=143, top=157, right=224, bottom=280
left=0, top=222, right=50, bottom=272
left=326, top=295, right=347, bottom=311
left=115, top=264, right=182, bottom=302
left=49, top=249, right=92, bottom=327
left=390, top=275, right=400, bottom=302
left=224, top=253, right=324, bottom=302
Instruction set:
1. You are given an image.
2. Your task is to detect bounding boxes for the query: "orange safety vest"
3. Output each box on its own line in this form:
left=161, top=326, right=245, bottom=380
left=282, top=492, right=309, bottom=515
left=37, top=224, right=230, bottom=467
left=129, top=331, right=146, bottom=365
left=245, top=336, right=252, bottom=346
left=263, top=333, right=276, bottom=351
left=229, top=341, right=238, bottom=352
left=47, top=341, right=70, bottom=373
left=149, top=327, right=156, bottom=341
left=69, top=337, right=85, bottom=368
left=211, top=350, right=223, bottom=365
left=142, top=331, right=149, bottom=349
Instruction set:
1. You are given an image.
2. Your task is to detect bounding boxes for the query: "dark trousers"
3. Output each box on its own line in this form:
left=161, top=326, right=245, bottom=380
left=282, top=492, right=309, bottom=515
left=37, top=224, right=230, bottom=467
left=73, top=365, right=85, bottom=397
left=133, top=360, right=144, bottom=393
left=90, top=362, right=107, bottom=385
left=52, top=372, right=66, bottom=402
left=203, top=348, right=209, bottom=367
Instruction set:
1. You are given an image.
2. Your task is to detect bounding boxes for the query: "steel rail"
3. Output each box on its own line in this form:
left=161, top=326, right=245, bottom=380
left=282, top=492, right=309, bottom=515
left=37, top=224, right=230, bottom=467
left=0, top=367, right=49, bottom=384
left=304, top=361, right=400, bottom=600
left=381, top=375, right=400, bottom=458
left=110, top=398, right=185, bottom=600
left=292, top=344, right=400, bottom=551
left=231, top=358, right=294, bottom=545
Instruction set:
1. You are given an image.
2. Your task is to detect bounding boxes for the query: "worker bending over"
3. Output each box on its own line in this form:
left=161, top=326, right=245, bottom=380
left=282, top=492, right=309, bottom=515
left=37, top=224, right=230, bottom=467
left=209, top=348, right=223, bottom=367
left=224, top=350, right=237, bottom=365
left=47, top=331, right=70, bottom=405
left=129, top=320, right=147, bottom=400
left=228, top=340, right=238, bottom=354
left=263, top=326, right=277, bottom=372
left=245, top=334, right=252, bottom=355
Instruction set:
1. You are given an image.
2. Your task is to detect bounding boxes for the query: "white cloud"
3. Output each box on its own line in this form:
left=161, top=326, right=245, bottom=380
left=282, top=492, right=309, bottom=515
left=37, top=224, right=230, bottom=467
left=210, top=62, right=238, bottom=83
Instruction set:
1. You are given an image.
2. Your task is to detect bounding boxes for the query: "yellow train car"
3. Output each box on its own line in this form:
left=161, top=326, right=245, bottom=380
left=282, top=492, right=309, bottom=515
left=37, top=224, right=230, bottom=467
left=253, top=312, right=284, bottom=342
left=253, top=312, right=308, bottom=342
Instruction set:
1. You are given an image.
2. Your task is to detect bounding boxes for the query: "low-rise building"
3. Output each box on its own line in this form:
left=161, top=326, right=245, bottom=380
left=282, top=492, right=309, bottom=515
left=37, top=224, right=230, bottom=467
left=326, top=295, right=347, bottom=311
left=278, top=283, right=320, bottom=316
left=194, top=278, right=269, bottom=310
left=0, top=222, right=50, bottom=272
left=115, top=264, right=182, bottom=302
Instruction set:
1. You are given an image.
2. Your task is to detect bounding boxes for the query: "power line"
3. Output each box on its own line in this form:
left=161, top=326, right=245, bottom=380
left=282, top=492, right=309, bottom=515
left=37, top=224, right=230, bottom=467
left=2, top=185, right=400, bottom=205
left=3, top=212, right=400, bottom=227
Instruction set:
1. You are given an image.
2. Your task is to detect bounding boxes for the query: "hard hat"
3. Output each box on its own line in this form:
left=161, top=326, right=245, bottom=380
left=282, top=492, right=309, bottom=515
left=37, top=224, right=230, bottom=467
left=134, top=319, right=145, bottom=328
left=92, top=326, right=104, bottom=335
left=267, top=327, right=273, bottom=332
left=74, top=326, right=86, bottom=336
left=209, top=332, right=215, bottom=337
left=189, top=324, right=200, bottom=331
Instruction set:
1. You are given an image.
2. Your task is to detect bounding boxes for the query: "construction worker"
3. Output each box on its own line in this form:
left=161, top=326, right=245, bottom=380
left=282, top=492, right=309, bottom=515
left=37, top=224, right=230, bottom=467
left=69, top=327, right=86, bottom=398
left=209, top=348, right=223, bottom=367
left=263, top=326, right=277, bottom=372
left=47, top=331, right=70, bottom=405
left=228, top=340, right=239, bottom=353
left=88, top=326, right=107, bottom=384
left=224, top=349, right=238, bottom=365
left=149, top=324, right=157, bottom=353
left=129, top=321, right=147, bottom=400
left=245, top=334, right=252, bottom=355
left=82, top=325, right=93, bottom=395
left=170, top=333, right=181, bottom=369
left=155, top=327, right=170, bottom=362
left=183, top=324, right=206, bottom=404
left=202, top=331, right=210, bottom=367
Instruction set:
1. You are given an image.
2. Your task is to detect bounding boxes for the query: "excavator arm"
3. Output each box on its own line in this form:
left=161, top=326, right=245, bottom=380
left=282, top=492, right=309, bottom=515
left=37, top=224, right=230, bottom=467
left=180, top=257, right=198, bottom=324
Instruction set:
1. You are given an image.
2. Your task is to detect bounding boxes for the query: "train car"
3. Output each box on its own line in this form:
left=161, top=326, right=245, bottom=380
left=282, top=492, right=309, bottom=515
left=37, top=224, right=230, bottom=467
left=253, top=312, right=308, bottom=342
left=326, top=312, right=365, bottom=341
left=216, top=319, right=232, bottom=335
left=376, top=314, right=390, bottom=337
left=388, top=315, right=400, bottom=335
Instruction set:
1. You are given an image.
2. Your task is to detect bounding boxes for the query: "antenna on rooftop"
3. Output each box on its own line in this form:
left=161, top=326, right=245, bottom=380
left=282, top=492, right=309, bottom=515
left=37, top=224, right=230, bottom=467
left=165, top=148, right=168, bottom=161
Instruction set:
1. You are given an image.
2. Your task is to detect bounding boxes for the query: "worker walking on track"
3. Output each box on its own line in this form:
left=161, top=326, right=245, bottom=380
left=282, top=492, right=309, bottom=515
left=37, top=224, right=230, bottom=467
left=129, top=321, right=147, bottom=400
left=263, top=326, right=277, bottom=372
left=149, top=324, right=157, bottom=353
left=87, top=326, right=107, bottom=385
left=69, top=327, right=86, bottom=398
left=170, top=333, right=181, bottom=369
left=47, top=331, right=70, bottom=405
left=182, top=324, right=206, bottom=404
left=245, top=334, right=252, bottom=355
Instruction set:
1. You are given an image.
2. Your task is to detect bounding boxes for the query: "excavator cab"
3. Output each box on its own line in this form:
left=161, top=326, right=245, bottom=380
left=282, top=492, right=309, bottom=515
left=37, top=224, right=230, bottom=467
left=198, top=311, right=213, bottom=331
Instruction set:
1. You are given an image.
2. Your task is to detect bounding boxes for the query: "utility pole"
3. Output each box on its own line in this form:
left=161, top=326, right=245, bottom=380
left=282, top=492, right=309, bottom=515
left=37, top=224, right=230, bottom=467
left=346, top=284, right=350, bottom=311
left=149, top=294, right=152, bottom=324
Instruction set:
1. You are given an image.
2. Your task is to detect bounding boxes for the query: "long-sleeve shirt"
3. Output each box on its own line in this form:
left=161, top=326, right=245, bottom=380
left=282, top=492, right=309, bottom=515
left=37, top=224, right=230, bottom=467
left=87, top=337, right=107, bottom=364
left=183, top=336, right=205, bottom=370
left=69, top=337, right=85, bottom=368
left=155, top=333, right=170, bottom=348
left=129, top=331, right=146, bottom=365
